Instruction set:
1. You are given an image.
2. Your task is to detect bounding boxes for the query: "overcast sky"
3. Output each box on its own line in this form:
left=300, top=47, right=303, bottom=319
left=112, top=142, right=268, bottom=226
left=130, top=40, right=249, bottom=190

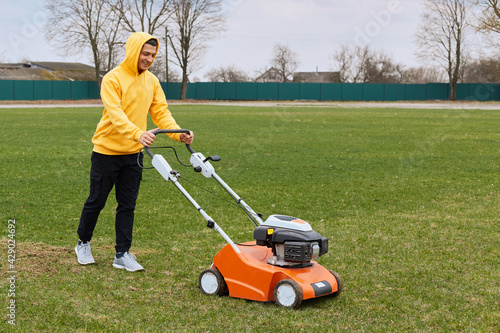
left=0, top=0, right=423, bottom=80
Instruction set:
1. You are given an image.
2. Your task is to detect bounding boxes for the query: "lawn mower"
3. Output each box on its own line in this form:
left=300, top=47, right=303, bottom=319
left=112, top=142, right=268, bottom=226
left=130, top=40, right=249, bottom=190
left=143, top=129, right=342, bottom=308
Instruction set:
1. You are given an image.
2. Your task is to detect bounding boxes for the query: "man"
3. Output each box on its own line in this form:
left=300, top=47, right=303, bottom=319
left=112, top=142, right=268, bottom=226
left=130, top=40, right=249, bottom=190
left=75, top=32, right=193, bottom=272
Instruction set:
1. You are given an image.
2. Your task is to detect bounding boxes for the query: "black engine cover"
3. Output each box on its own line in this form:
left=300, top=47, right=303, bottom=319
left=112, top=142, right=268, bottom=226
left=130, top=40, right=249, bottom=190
left=253, top=226, right=329, bottom=257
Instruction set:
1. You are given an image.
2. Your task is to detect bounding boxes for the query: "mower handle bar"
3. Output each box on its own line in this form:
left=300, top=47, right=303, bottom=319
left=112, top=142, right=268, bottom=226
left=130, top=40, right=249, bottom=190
left=143, top=129, right=194, bottom=158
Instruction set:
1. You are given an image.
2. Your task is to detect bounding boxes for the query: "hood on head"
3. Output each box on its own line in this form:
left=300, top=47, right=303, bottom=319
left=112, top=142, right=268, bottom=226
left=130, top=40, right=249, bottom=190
left=121, top=32, right=159, bottom=75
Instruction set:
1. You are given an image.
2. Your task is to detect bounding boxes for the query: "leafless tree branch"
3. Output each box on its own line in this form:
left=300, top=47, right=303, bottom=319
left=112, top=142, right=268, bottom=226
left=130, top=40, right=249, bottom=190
left=168, top=0, right=226, bottom=99
left=415, top=0, right=472, bottom=100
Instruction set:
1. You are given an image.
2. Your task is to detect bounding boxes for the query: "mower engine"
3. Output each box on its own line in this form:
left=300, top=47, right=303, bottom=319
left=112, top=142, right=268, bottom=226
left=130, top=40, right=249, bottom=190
left=253, top=215, right=328, bottom=267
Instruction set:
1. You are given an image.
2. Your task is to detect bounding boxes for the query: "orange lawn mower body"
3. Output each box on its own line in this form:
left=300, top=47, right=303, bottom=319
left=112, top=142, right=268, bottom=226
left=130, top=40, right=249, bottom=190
left=211, top=241, right=341, bottom=306
left=145, top=129, right=342, bottom=308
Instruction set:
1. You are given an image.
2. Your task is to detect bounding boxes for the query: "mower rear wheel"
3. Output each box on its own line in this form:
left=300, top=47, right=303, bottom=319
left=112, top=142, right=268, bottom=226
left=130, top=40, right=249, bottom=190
left=328, top=270, right=343, bottom=297
left=274, top=279, right=303, bottom=308
left=198, top=268, right=227, bottom=296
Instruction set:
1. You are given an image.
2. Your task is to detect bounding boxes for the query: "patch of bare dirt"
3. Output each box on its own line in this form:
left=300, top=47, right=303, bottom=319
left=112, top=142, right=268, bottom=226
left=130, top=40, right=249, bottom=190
left=0, top=239, right=81, bottom=278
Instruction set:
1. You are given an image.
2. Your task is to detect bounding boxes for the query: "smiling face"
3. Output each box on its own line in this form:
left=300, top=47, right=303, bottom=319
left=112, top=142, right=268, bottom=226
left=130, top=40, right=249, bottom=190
left=137, top=43, right=157, bottom=73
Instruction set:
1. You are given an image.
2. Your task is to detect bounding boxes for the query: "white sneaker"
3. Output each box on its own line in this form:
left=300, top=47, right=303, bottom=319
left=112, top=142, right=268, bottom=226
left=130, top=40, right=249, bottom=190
left=113, top=252, right=144, bottom=272
left=75, top=241, right=95, bottom=265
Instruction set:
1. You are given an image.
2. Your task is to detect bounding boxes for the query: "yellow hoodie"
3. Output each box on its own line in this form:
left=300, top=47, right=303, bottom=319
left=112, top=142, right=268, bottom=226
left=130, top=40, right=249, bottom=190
left=92, top=32, right=182, bottom=155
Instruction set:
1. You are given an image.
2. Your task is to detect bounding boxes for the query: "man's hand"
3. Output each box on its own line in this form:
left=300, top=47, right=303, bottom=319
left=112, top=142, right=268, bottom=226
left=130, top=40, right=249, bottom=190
left=180, top=131, right=194, bottom=144
left=140, top=128, right=159, bottom=147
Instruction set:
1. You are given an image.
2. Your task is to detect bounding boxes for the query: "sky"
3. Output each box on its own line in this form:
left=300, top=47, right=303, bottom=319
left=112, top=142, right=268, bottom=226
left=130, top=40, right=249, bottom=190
left=0, top=0, right=423, bottom=80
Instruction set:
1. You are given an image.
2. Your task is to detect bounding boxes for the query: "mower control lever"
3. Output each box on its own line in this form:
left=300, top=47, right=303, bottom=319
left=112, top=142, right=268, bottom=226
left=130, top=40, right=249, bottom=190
left=203, top=156, right=221, bottom=163
left=193, top=156, right=221, bottom=173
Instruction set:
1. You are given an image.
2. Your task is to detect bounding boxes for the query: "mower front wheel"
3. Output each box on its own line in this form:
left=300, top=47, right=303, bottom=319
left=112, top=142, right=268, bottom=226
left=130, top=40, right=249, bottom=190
left=274, top=279, right=303, bottom=308
left=198, top=268, right=227, bottom=296
left=328, top=270, right=343, bottom=297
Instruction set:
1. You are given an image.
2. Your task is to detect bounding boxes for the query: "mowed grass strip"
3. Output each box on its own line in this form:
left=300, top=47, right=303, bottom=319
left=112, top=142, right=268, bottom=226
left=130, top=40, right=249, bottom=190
left=0, top=105, right=498, bottom=332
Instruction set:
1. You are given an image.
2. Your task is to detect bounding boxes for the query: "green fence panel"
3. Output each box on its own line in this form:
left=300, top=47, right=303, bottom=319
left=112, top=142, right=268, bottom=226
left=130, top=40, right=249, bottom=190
left=160, top=82, right=167, bottom=98
left=236, top=82, right=258, bottom=100
left=363, top=84, right=385, bottom=101
left=320, top=83, right=342, bottom=101
left=257, top=83, right=279, bottom=100
left=186, top=83, right=196, bottom=100
left=299, top=83, right=321, bottom=100
left=88, top=81, right=100, bottom=99
left=70, top=81, right=89, bottom=100
left=34, top=81, right=53, bottom=100
left=14, top=81, right=34, bottom=100
left=445, top=83, right=499, bottom=101
left=215, top=82, right=237, bottom=100
left=0, top=80, right=14, bottom=100
left=3, top=80, right=500, bottom=102
left=279, top=83, right=300, bottom=100
left=195, top=82, right=215, bottom=100
left=427, top=83, right=449, bottom=100
left=342, top=83, right=363, bottom=101
left=53, top=81, right=71, bottom=100
left=384, top=84, right=406, bottom=101
left=490, top=84, right=500, bottom=101
left=404, top=84, right=427, bottom=101
left=161, top=82, right=180, bottom=100
left=477, top=83, right=495, bottom=101
left=456, top=83, right=470, bottom=100
left=488, top=83, right=499, bottom=101
left=468, top=83, right=494, bottom=101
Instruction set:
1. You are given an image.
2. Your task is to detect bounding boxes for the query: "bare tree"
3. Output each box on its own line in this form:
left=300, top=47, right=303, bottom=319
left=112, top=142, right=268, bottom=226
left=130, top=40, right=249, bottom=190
left=44, top=0, right=120, bottom=86
left=352, top=46, right=370, bottom=83
left=109, top=0, right=173, bottom=35
left=332, top=45, right=403, bottom=83
left=205, top=65, right=249, bottom=82
left=331, top=44, right=354, bottom=83
left=415, top=0, right=471, bottom=100
left=474, top=0, right=500, bottom=34
left=401, top=66, right=447, bottom=83
left=100, top=4, right=125, bottom=72
left=167, top=0, right=225, bottom=99
left=108, top=0, right=174, bottom=82
left=365, top=51, right=404, bottom=83
left=470, top=0, right=500, bottom=50
left=462, top=56, right=500, bottom=82
left=270, top=43, right=300, bottom=82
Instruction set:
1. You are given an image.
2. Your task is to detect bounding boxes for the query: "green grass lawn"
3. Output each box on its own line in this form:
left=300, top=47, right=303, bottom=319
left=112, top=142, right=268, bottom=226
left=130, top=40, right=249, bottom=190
left=0, top=104, right=499, bottom=332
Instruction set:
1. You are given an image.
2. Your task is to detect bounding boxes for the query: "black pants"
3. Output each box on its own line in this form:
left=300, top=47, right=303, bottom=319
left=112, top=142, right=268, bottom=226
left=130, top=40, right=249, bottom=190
left=78, top=152, right=143, bottom=253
